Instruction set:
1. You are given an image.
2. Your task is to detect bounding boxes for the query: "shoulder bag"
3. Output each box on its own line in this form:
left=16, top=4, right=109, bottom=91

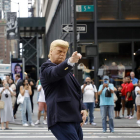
left=0, top=100, right=4, bottom=109
left=105, top=88, right=111, bottom=97
left=17, top=93, right=24, bottom=104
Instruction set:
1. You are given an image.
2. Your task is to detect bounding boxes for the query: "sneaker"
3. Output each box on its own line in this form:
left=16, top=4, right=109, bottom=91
left=129, top=115, right=134, bottom=119
left=35, top=120, right=40, bottom=125
left=91, top=122, right=96, bottom=126
left=43, top=120, right=47, bottom=125
left=103, top=130, right=106, bottom=133
left=84, top=122, right=87, bottom=125
left=110, top=131, right=114, bottom=133
left=117, top=116, right=121, bottom=119
left=23, top=123, right=29, bottom=127
left=30, top=123, right=35, bottom=126
left=137, top=120, right=140, bottom=124
left=120, top=115, right=124, bottom=118
left=125, top=115, right=130, bottom=119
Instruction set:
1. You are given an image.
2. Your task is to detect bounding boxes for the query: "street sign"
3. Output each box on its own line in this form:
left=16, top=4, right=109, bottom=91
left=62, top=24, right=87, bottom=33
left=76, top=5, right=94, bottom=12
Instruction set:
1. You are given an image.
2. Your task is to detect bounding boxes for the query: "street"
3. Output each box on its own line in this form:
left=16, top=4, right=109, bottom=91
left=0, top=90, right=139, bottom=140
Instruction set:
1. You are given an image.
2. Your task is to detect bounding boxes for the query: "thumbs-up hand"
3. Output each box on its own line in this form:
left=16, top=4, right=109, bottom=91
left=69, top=51, right=82, bottom=63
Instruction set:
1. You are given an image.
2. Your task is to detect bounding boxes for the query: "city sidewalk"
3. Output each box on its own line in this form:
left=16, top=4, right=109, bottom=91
left=12, top=90, right=139, bottom=128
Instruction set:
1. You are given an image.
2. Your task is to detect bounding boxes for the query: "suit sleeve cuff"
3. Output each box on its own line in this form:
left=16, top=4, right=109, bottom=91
left=67, top=58, right=75, bottom=66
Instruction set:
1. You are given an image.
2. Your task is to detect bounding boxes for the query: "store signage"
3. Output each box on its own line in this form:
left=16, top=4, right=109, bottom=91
left=62, top=24, right=87, bottom=33
left=76, top=5, right=94, bottom=12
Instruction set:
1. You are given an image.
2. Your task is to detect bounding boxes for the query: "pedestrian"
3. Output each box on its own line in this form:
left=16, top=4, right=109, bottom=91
left=130, top=71, right=138, bottom=117
left=13, top=74, right=23, bottom=119
left=114, top=86, right=122, bottom=119
left=0, top=80, right=14, bottom=130
left=98, top=75, right=114, bottom=133
left=40, top=39, right=86, bottom=140
left=35, top=85, right=47, bottom=125
left=125, top=76, right=134, bottom=119
left=135, top=80, right=140, bottom=126
left=8, top=78, right=16, bottom=109
left=121, top=77, right=127, bottom=118
left=5, top=75, right=10, bottom=84
left=20, top=79, right=34, bottom=126
left=81, top=77, right=98, bottom=125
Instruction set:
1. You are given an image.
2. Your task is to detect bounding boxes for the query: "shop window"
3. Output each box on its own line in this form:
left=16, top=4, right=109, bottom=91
left=76, top=0, right=93, bottom=20
left=121, top=0, right=140, bottom=20
left=98, top=0, right=119, bottom=20
left=98, top=42, right=132, bottom=86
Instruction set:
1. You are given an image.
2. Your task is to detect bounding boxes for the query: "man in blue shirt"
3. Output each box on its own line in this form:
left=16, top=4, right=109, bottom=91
left=130, top=72, right=138, bottom=86
left=98, top=75, right=114, bottom=133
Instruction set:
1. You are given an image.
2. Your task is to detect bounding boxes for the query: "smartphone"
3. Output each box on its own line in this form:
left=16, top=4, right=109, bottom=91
left=5, top=84, right=9, bottom=88
left=104, top=80, right=108, bottom=84
left=84, top=82, right=87, bottom=84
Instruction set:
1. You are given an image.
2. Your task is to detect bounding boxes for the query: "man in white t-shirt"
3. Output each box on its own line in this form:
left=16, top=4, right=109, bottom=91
left=81, top=77, right=98, bottom=125
left=35, top=85, right=47, bottom=125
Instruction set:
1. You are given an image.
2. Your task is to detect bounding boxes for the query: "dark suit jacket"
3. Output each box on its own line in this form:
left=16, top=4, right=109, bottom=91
left=16, top=79, right=23, bottom=97
left=40, top=59, right=86, bottom=128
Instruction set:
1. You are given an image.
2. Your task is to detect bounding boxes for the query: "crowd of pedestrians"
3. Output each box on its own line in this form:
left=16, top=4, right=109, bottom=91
left=0, top=73, right=47, bottom=130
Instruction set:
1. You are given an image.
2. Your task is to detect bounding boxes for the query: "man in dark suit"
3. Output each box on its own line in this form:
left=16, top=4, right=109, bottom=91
left=13, top=74, right=23, bottom=118
left=40, top=40, right=87, bottom=140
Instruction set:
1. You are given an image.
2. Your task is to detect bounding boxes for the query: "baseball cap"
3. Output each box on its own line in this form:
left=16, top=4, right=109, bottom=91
left=103, top=75, right=109, bottom=80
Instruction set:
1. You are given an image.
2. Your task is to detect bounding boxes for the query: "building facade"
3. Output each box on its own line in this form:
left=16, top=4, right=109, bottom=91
left=41, top=0, right=140, bottom=87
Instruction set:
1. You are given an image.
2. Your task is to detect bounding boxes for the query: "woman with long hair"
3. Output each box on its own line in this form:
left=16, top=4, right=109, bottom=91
left=20, top=79, right=34, bottom=126
left=8, top=78, right=16, bottom=109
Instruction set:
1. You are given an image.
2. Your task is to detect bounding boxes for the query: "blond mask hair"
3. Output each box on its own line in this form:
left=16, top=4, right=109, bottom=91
left=48, top=40, right=69, bottom=58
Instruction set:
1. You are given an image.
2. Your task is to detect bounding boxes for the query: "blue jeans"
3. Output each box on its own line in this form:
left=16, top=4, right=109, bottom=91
left=100, top=105, right=114, bottom=132
left=84, top=102, right=94, bottom=123
left=21, top=97, right=33, bottom=124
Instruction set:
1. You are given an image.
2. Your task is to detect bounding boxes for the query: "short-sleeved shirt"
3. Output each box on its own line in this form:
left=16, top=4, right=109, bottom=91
left=98, top=83, right=114, bottom=106
left=131, top=78, right=138, bottom=85
left=81, top=84, right=97, bottom=103
left=37, top=85, right=45, bottom=102
left=135, top=86, right=140, bottom=97
left=125, top=82, right=134, bottom=101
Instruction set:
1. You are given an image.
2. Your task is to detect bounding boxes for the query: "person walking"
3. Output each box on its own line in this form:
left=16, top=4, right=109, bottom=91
left=13, top=74, right=23, bottom=119
left=98, top=75, right=114, bottom=133
left=135, top=80, right=140, bottom=126
left=35, top=85, right=47, bottom=125
left=0, top=80, right=14, bottom=130
left=81, top=77, right=97, bottom=125
left=40, top=39, right=86, bottom=140
left=20, top=79, right=34, bottom=126
left=9, top=78, right=16, bottom=109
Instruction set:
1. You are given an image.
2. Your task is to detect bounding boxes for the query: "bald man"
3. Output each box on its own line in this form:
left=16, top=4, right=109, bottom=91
left=81, top=77, right=98, bottom=125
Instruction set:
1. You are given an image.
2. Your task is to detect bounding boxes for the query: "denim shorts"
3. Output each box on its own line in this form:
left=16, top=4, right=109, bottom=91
left=121, top=96, right=125, bottom=100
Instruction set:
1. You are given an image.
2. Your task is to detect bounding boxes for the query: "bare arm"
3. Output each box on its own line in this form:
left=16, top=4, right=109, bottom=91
left=137, top=90, right=140, bottom=94
left=81, top=84, right=86, bottom=94
left=37, top=86, right=42, bottom=92
left=28, top=86, right=32, bottom=95
left=20, top=86, right=25, bottom=96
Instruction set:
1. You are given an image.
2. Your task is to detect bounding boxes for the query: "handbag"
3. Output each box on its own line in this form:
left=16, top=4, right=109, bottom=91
left=105, top=88, right=111, bottom=97
left=113, top=93, right=118, bottom=101
left=0, top=100, right=5, bottom=109
left=17, top=93, right=24, bottom=104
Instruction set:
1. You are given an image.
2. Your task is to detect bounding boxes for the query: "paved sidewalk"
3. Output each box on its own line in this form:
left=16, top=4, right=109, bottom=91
left=12, top=90, right=139, bottom=128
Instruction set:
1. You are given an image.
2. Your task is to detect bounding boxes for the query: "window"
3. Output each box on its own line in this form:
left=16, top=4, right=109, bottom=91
left=98, top=0, right=119, bottom=20
left=98, top=42, right=132, bottom=86
left=121, top=0, right=140, bottom=20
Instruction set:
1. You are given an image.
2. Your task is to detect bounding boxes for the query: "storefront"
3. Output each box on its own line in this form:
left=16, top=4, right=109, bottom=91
left=45, top=0, right=140, bottom=87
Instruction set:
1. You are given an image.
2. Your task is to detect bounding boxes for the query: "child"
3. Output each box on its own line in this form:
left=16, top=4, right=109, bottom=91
left=114, top=86, right=122, bottom=119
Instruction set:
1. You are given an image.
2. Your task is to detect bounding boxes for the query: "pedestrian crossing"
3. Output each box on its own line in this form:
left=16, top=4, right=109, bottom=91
left=0, top=127, right=140, bottom=139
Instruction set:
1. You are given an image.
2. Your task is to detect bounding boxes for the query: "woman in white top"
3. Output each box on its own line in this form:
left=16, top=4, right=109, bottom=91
left=0, top=80, right=14, bottom=130
left=8, top=78, right=16, bottom=109
left=135, top=80, right=140, bottom=125
left=20, top=79, right=34, bottom=126
left=35, top=85, right=47, bottom=125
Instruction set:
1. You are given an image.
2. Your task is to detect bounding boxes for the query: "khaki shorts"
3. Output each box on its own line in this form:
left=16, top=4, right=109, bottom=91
left=136, top=96, right=140, bottom=106
left=38, top=102, right=47, bottom=111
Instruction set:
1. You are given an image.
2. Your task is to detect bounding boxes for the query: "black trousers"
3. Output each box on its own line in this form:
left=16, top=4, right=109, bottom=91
left=30, top=93, right=34, bottom=113
left=50, top=122, right=83, bottom=140
left=13, top=99, right=19, bottom=116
